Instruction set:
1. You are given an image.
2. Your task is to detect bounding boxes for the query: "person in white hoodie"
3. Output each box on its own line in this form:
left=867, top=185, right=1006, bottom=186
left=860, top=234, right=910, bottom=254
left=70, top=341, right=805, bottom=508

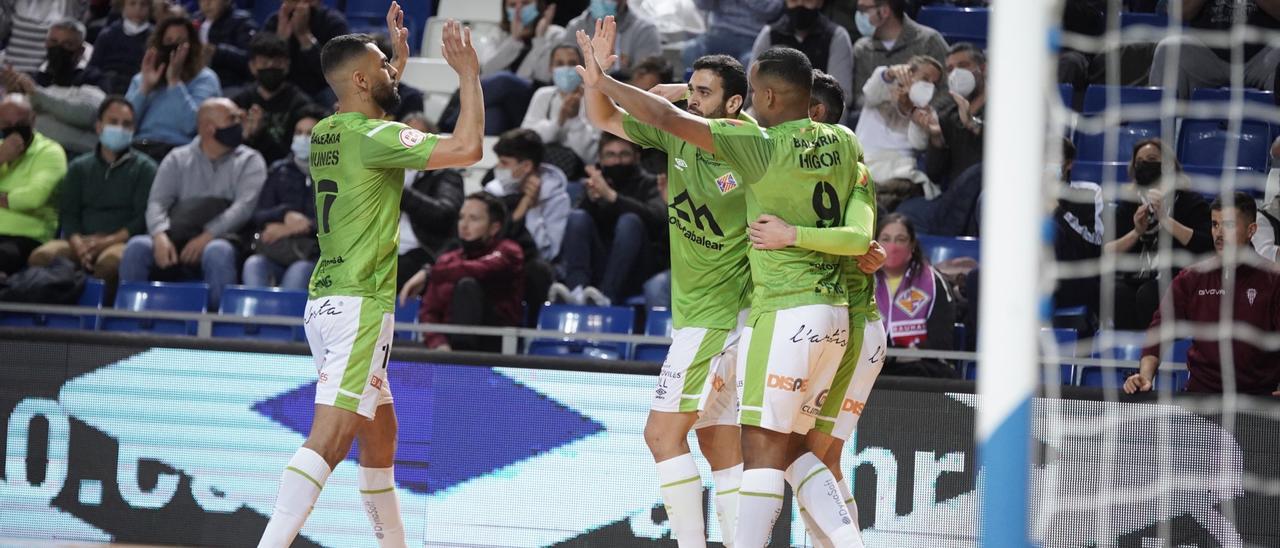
left=484, top=127, right=571, bottom=265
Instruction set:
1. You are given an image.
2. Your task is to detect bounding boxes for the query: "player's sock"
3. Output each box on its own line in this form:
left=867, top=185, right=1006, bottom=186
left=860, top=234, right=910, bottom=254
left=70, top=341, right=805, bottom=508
left=785, top=453, right=859, bottom=545
left=835, top=479, right=865, bottom=548
left=734, top=468, right=784, bottom=547
left=259, top=447, right=331, bottom=548
left=359, top=466, right=407, bottom=548
left=656, top=453, right=707, bottom=547
left=711, top=463, right=742, bottom=546
left=796, top=504, right=834, bottom=548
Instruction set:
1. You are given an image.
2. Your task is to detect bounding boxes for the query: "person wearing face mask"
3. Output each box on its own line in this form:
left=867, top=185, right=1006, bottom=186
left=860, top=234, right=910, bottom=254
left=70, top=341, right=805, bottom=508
left=404, top=192, right=526, bottom=352
left=264, top=0, right=351, bottom=99
left=486, top=0, right=566, bottom=84
left=1050, top=137, right=1103, bottom=328
left=0, top=0, right=89, bottom=75
left=118, top=98, right=266, bottom=309
left=0, top=19, right=110, bottom=158
left=197, top=0, right=257, bottom=91
left=125, top=15, right=223, bottom=162
left=89, top=0, right=154, bottom=95
left=750, top=0, right=854, bottom=108
left=240, top=107, right=325, bottom=290
left=684, top=0, right=783, bottom=68
left=232, top=33, right=315, bottom=164
left=849, top=0, right=947, bottom=113
left=559, top=0, right=661, bottom=72
left=873, top=213, right=957, bottom=378
left=855, top=55, right=943, bottom=210
left=395, top=113, right=464, bottom=290
left=28, top=97, right=153, bottom=298
left=521, top=44, right=601, bottom=166
left=1103, top=138, right=1214, bottom=330
left=484, top=127, right=571, bottom=266
left=0, top=93, right=68, bottom=276
left=922, top=42, right=986, bottom=187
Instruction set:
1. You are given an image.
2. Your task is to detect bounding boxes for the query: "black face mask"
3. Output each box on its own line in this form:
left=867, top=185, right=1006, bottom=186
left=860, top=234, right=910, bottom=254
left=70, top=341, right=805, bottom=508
left=789, top=6, right=820, bottom=30
left=0, top=125, right=34, bottom=147
left=156, top=43, right=178, bottom=67
left=1133, top=160, right=1163, bottom=187
left=460, top=236, right=491, bottom=255
left=45, top=47, right=79, bottom=84
left=601, top=163, right=639, bottom=184
left=372, top=80, right=402, bottom=115
left=257, top=68, right=287, bottom=92
left=213, top=123, right=243, bottom=148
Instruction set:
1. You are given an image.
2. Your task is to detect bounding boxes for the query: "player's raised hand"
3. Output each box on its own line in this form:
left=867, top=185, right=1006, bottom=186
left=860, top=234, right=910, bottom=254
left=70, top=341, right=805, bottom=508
left=441, top=20, right=480, bottom=78
left=574, top=30, right=614, bottom=89
left=748, top=214, right=797, bottom=249
left=386, top=1, right=411, bottom=73
left=589, top=16, right=617, bottom=72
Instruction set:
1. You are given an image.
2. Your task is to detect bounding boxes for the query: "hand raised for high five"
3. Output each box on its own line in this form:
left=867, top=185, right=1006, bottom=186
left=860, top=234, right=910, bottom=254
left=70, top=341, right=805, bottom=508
left=440, top=19, right=480, bottom=78
left=574, top=28, right=616, bottom=89
left=386, top=1, right=411, bottom=77
left=588, top=16, right=617, bottom=72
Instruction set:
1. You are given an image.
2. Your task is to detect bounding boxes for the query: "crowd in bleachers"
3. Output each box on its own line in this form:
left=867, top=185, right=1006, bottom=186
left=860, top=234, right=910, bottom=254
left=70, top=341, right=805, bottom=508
left=0, top=0, right=1278, bottom=389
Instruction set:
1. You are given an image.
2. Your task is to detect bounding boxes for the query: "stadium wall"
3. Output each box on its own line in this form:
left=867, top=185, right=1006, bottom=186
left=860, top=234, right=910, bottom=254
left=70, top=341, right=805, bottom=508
left=0, top=329, right=1275, bottom=547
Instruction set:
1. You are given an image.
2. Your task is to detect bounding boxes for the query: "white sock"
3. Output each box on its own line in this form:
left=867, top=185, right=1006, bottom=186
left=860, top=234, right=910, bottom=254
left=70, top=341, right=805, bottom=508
left=796, top=503, right=834, bottom=548
left=259, top=447, right=331, bottom=548
left=734, top=468, right=785, bottom=548
left=835, top=479, right=865, bottom=548
left=656, top=454, right=707, bottom=547
left=711, top=464, right=742, bottom=546
left=359, top=466, right=407, bottom=548
left=785, top=453, right=858, bottom=545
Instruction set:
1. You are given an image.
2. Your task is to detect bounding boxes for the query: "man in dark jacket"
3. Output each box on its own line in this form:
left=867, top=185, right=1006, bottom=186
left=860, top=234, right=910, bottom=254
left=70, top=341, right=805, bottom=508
left=1125, top=193, right=1280, bottom=395
left=198, top=0, right=257, bottom=90
left=263, top=0, right=350, bottom=100
left=232, top=33, right=314, bottom=164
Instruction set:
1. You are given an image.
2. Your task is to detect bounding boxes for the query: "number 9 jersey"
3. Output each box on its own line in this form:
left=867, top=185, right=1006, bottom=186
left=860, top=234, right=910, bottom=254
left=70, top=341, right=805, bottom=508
left=306, top=112, right=439, bottom=313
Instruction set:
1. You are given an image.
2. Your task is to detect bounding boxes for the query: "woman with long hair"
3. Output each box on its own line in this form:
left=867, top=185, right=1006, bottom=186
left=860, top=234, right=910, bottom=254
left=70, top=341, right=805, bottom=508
left=875, top=213, right=957, bottom=378
left=124, top=15, right=222, bottom=161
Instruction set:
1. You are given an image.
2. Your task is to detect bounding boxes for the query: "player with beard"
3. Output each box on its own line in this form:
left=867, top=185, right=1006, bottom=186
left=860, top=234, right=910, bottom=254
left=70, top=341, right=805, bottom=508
left=257, top=4, right=485, bottom=547
left=581, top=17, right=750, bottom=546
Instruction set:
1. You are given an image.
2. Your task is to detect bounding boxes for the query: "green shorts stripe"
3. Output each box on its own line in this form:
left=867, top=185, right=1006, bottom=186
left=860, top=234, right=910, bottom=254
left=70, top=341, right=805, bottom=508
left=338, top=301, right=384, bottom=411
left=817, top=317, right=865, bottom=420
left=678, top=328, right=730, bottom=412
left=741, top=311, right=778, bottom=415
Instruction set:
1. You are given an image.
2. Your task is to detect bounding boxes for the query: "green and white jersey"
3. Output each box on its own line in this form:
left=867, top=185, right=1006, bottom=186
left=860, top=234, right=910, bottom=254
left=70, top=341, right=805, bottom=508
left=622, top=113, right=751, bottom=330
left=307, top=112, right=438, bottom=313
left=708, top=117, right=864, bottom=318
left=845, top=163, right=880, bottom=325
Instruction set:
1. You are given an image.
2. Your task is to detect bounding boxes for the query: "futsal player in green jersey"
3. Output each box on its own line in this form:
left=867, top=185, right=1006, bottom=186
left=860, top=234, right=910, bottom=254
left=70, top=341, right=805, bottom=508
left=580, top=18, right=750, bottom=546
left=259, top=7, right=485, bottom=547
left=577, top=32, right=872, bottom=547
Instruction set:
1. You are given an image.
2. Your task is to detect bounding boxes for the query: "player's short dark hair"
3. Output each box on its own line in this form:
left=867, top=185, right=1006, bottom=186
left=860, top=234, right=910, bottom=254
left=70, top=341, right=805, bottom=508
left=1211, top=192, right=1258, bottom=222
left=809, top=69, right=844, bottom=124
left=96, top=95, right=133, bottom=121
left=948, top=42, right=986, bottom=66
left=249, top=32, right=289, bottom=61
left=466, top=191, right=509, bottom=228
left=321, top=33, right=378, bottom=78
left=754, top=47, right=813, bottom=95
left=692, top=54, right=747, bottom=103
left=494, top=128, right=544, bottom=165
left=631, top=56, right=674, bottom=83
left=599, top=130, right=639, bottom=155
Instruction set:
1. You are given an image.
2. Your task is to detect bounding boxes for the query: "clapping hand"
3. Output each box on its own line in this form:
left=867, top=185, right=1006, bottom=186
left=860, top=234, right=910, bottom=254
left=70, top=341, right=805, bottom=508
left=440, top=19, right=480, bottom=78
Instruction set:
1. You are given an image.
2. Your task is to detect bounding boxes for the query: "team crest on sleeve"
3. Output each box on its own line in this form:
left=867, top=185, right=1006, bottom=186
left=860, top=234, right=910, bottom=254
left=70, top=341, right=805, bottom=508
left=399, top=127, right=426, bottom=148
left=894, top=288, right=930, bottom=317
left=715, top=172, right=739, bottom=194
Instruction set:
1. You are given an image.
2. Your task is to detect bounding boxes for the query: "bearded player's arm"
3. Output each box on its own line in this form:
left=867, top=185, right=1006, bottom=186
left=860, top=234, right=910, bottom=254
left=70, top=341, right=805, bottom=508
left=426, top=20, right=484, bottom=169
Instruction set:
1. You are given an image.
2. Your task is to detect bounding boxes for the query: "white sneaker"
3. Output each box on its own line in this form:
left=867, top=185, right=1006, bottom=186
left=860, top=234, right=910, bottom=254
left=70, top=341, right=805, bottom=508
left=547, top=282, right=576, bottom=304
left=581, top=286, right=612, bottom=306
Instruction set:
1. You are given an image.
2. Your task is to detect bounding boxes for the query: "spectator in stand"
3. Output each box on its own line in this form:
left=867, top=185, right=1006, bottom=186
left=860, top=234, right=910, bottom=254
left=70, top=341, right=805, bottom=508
left=626, top=56, right=675, bottom=94
left=126, top=15, right=222, bottom=162
left=0, top=0, right=89, bottom=75
left=1052, top=137, right=1103, bottom=323
left=1151, top=0, right=1280, bottom=99
left=89, top=0, right=154, bottom=95
left=119, top=98, right=265, bottom=308
left=850, top=0, right=948, bottom=112
left=1057, top=0, right=1105, bottom=109
left=485, top=0, right=566, bottom=86
left=0, top=19, right=109, bottom=157
left=28, top=96, right=153, bottom=293
left=551, top=132, right=665, bottom=305
left=1125, top=193, right=1280, bottom=395
left=1104, top=138, right=1214, bottom=330
left=0, top=94, right=68, bottom=275
left=855, top=56, right=943, bottom=210
left=240, top=106, right=324, bottom=290
left=196, top=0, right=256, bottom=91
left=396, top=113, right=465, bottom=289
left=1254, top=138, right=1280, bottom=261
left=684, top=0, right=783, bottom=66
left=232, top=32, right=313, bottom=164
left=874, top=213, right=957, bottom=377
left=751, top=0, right=854, bottom=101
left=560, top=0, right=661, bottom=71
left=922, top=42, right=985, bottom=188
left=264, top=0, right=349, bottom=100
left=521, top=44, right=601, bottom=168
left=485, top=128, right=571, bottom=265
left=402, top=192, right=526, bottom=352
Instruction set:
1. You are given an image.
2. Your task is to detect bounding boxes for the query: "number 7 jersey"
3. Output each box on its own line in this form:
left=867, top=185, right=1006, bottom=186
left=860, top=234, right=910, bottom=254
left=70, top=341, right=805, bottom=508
left=708, top=117, right=865, bottom=319
left=307, top=112, right=439, bottom=312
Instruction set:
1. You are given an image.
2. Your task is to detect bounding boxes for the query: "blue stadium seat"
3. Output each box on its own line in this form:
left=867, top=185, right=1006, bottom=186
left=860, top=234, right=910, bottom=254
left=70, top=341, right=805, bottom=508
left=633, top=307, right=673, bottom=362
left=1081, top=85, right=1165, bottom=115
left=213, top=286, right=307, bottom=341
left=916, top=6, right=988, bottom=46
left=103, top=282, right=209, bottom=335
left=345, top=0, right=430, bottom=55
left=1119, top=12, right=1169, bottom=28
left=394, top=298, right=420, bottom=342
left=1177, top=118, right=1271, bottom=173
left=917, top=234, right=980, bottom=263
left=1070, top=160, right=1130, bottom=183
left=527, top=304, right=635, bottom=360
left=1189, top=87, right=1275, bottom=106
left=1041, top=327, right=1078, bottom=385
left=0, top=277, right=105, bottom=330
left=1074, top=122, right=1162, bottom=164
left=1059, top=82, right=1074, bottom=110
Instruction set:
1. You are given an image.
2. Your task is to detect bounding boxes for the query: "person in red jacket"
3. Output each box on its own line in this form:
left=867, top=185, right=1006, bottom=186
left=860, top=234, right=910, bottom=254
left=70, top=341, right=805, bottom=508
left=1125, top=192, right=1280, bottom=396
left=403, top=191, right=525, bottom=352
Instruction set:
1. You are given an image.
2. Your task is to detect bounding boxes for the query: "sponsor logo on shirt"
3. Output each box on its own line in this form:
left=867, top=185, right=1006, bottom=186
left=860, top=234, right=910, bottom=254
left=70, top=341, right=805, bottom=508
left=674, top=158, right=688, bottom=171
left=1197, top=288, right=1225, bottom=296
left=895, top=288, right=930, bottom=317
left=715, top=172, right=738, bottom=194
left=399, top=127, right=426, bottom=148
left=767, top=374, right=809, bottom=392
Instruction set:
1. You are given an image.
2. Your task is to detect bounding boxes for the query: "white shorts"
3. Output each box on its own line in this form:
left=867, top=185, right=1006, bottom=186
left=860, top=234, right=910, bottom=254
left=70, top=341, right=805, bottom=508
left=736, top=304, right=849, bottom=434
left=303, top=296, right=394, bottom=420
left=812, top=319, right=886, bottom=440
left=651, top=310, right=747, bottom=429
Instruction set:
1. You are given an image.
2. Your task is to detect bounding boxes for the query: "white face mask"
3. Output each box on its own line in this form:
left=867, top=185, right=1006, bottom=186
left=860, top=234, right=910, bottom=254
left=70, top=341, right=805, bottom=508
left=291, top=133, right=310, bottom=162
left=123, top=19, right=151, bottom=36
left=948, top=68, right=976, bottom=98
left=909, top=81, right=935, bottom=108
